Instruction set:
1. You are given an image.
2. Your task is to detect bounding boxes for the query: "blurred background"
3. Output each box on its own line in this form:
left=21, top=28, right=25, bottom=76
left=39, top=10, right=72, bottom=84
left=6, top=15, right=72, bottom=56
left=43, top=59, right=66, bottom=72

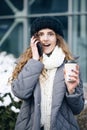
left=0, top=0, right=87, bottom=129
left=0, top=0, right=87, bottom=82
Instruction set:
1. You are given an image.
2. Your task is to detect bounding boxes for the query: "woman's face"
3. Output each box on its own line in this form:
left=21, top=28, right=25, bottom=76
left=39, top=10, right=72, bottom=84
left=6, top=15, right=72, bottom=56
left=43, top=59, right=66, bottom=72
left=38, top=28, right=57, bottom=54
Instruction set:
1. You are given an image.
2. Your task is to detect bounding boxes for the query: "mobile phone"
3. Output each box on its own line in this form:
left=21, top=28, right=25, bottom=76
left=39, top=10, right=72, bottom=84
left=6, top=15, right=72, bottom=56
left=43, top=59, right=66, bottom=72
left=37, top=42, right=43, bottom=57
left=34, top=34, right=43, bottom=57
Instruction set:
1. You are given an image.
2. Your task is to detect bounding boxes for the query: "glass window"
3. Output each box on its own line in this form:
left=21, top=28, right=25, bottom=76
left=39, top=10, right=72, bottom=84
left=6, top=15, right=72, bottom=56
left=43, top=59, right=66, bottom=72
left=0, top=0, right=23, bottom=57
left=30, top=0, right=68, bottom=14
left=72, top=0, right=87, bottom=82
left=51, top=0, right=68, bottom=12
left=30, top=0, right=52, bottom=14
left=0, top=22, right=23, bottom=57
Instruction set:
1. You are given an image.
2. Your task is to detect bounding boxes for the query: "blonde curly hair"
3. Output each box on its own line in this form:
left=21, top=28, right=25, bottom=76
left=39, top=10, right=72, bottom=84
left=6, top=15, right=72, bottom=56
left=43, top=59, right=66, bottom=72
left=10, top=34, right=74, bottom=82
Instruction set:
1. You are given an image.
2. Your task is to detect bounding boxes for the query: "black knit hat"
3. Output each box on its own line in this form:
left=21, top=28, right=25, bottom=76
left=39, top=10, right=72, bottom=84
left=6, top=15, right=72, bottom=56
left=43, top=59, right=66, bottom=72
left=30, top=16, right=64, bottom=38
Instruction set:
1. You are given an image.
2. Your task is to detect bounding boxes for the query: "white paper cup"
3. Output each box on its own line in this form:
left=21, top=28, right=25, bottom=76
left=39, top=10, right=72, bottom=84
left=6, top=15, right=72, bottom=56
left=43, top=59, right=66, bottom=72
left=65, top=62, right=77, bottom=82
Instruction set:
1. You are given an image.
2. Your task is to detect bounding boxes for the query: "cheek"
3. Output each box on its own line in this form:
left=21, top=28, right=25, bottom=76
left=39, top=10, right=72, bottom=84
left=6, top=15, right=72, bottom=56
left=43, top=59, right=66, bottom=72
left=39, top=36, right=43, bottom=41
left=52, top=38, right=57, bottom=46
left=52, top=44, right=56, bottom=50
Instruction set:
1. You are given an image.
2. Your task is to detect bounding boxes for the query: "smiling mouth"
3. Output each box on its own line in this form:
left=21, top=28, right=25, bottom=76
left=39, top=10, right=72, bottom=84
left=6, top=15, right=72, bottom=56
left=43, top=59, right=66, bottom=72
left=43, top=44, right=50, bottom=47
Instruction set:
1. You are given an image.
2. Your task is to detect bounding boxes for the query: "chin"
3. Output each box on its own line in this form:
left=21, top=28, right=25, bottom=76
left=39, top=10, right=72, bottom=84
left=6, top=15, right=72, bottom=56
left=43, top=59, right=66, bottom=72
left=44, top=49, right=52, bottom=54
left=44, top=51, right=51, bottom=54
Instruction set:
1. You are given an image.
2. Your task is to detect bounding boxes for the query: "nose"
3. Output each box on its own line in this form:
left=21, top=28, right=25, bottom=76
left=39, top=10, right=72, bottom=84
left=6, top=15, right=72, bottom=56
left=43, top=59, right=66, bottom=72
left=43, top=34, right=49, bottom=41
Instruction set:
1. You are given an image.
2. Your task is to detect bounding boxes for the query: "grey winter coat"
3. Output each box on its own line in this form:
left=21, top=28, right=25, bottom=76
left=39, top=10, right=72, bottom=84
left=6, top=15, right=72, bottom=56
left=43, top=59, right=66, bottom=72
left=12, top=59, right=84, bottom=130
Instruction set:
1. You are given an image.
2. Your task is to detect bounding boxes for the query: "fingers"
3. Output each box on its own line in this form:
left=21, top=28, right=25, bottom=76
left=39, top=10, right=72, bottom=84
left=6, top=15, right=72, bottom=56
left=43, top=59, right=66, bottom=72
left=30, top=36, right=39, bottom=47
left=30, top=36, right=40, bottom=60
left=64, top=64, right=80, bottom=93
left=76, top=64, right=79, bottom=70
left=64, top=65, right=79, bottom=83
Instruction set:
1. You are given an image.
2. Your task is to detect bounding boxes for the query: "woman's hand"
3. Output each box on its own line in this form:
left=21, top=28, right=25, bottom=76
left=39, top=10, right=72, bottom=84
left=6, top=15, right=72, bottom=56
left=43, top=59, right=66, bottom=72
left=30, top=36, right=40, bottom=60
left=64, top=65, right=80, bottom=94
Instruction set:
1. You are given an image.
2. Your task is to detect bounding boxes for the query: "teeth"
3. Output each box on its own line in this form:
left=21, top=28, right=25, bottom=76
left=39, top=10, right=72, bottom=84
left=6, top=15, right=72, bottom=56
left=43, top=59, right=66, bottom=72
left=43, top=44, right=50, bottom=46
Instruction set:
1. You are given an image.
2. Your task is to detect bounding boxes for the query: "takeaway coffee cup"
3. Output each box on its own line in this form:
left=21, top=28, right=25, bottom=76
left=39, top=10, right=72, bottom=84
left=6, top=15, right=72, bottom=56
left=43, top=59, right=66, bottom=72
left=65, top=60, right=77, bottom=82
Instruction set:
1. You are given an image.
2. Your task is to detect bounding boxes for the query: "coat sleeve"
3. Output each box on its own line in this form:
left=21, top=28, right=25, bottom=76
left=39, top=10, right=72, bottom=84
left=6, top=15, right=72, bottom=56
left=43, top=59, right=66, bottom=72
left=65, top=73, right=85, bottom=115
left=11, top=59, right=44, bottom=100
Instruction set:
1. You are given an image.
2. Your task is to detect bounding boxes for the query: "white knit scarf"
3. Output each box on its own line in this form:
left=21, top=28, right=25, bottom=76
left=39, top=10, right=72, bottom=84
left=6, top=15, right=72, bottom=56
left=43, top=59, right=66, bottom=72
left=40, top=46, right=65, bottom=130
left=42, top=45, right=65, bottom=70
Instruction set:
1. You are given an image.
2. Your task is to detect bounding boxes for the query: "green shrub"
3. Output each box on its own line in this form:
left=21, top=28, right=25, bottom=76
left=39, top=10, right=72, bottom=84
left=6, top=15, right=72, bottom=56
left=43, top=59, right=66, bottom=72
left=0, top=93, right=21, bottom=130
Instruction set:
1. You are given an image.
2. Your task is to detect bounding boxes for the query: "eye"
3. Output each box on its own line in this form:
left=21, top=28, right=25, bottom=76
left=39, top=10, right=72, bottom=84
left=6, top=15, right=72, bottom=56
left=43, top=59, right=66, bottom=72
left=38, top=32, right=43, bottom=37
left=48, top=32, right=55, bottom=36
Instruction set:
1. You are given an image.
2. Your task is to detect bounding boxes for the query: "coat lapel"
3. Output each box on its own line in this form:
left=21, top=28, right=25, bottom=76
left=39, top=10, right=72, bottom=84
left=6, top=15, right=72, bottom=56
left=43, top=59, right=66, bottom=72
left=51, top=64, right=66, bottom=124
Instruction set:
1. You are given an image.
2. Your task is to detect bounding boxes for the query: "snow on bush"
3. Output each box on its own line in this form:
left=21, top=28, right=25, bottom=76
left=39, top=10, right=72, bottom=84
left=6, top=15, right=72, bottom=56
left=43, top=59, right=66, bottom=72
left=0, top=51, right=20, bottom=112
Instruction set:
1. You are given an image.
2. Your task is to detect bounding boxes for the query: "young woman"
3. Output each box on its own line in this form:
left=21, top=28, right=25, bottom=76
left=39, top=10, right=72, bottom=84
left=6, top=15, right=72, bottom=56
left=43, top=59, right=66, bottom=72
left=11, top=16, right=84, bottom=130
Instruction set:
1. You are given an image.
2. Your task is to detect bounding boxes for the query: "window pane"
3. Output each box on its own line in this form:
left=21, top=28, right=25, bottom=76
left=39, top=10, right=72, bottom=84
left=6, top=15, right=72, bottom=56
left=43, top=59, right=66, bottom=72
left=72, top=15, right=87, bottom=82
left=0, top=22, right=23, bottom=57
left=30, top=0, right=68, bottom=14
left=72, top=0, right=87, bottom=82
left=72, top=0, right=87, bottom=12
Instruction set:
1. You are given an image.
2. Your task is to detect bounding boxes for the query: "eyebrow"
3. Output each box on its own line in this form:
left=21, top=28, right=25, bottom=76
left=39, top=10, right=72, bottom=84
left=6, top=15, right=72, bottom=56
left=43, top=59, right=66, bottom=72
left=38, top=30, right=55, bottom=34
